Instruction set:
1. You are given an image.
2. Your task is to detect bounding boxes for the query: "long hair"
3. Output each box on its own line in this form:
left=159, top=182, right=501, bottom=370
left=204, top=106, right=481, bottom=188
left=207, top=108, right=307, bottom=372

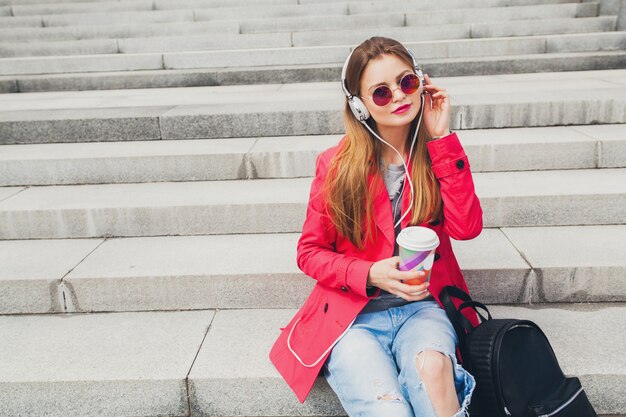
left=323, top=36, right=442, bottom=250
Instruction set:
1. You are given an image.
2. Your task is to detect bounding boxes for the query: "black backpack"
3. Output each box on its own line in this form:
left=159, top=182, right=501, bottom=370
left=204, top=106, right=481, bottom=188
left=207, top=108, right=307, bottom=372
left=440, top=286, right=598, bottom=417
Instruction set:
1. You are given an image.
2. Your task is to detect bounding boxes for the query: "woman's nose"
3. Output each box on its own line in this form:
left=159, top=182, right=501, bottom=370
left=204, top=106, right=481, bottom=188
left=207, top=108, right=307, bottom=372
left=392, top=85, right=406, bottom=101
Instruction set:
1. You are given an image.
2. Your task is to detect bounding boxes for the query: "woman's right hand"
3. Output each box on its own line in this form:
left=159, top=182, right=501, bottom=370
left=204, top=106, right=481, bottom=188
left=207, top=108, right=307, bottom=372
left=367, top=256, right=431, bottom=301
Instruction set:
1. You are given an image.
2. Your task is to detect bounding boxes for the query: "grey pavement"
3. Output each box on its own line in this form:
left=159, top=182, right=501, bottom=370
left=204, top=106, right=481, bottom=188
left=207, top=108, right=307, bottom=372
left=0, top=168, right=624, bottom=239
left=0, top=70, right=625, bottom=143
left=2, top=49, right=625, bottom=92
left=4, top=18, right=616, bottom=58
left=0, top=305, right=622, bottom=416
left=0, top=125, right=624, bottom=186
left=0, top=309, right=215, bottom=417
left=0, top=0, right=624, bottom=415
left=0, top=224, right=624, bottom=313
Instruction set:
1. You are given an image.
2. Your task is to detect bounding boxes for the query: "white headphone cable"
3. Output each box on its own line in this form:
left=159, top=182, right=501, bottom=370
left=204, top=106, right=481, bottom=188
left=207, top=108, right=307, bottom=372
left=287, top=316, right=357, bottom=368
left=361, top=93, right=424, bottom=229
left=286, top=95, right=425, bottom=369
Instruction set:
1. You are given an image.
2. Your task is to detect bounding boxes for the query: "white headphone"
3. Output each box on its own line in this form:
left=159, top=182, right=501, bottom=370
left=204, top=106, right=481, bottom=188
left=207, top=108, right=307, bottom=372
left=340, top=47, right=425, bottom=122
left=341, top=45, right=426, bottom=229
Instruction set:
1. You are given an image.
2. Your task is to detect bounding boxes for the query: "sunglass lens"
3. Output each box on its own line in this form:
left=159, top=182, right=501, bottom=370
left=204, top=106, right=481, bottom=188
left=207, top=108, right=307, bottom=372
left=401, top=74, right=420, bottom=95
left=372, top=86, right=392, bottom=106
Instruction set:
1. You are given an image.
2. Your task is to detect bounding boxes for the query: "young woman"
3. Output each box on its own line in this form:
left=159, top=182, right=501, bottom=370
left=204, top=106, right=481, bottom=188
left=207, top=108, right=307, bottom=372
left=270, top=37, right=483, bottom=417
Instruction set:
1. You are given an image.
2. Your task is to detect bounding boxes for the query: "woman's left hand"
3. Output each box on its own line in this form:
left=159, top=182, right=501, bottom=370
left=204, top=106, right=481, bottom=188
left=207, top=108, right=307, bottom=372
left=422, top=73, right=451, bottom=139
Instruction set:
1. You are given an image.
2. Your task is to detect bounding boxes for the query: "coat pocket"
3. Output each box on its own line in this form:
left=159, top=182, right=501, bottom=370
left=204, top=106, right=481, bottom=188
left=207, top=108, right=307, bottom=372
left=528, top=377, right=597, bottom=417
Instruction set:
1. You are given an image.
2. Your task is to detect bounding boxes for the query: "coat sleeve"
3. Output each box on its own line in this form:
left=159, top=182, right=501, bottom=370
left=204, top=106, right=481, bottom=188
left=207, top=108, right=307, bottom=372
left=426, top=132, right=483, bottom=240
left=296, top=151, right=375, bottom=299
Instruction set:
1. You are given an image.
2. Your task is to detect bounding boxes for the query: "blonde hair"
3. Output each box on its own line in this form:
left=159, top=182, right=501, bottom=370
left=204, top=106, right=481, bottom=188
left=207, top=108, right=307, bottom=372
left=322, top=37, right=442, bottom=250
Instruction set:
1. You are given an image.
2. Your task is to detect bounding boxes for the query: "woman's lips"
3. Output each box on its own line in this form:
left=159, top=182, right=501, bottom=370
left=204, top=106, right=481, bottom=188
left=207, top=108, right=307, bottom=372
left=392, top=104, right=411, bottom=114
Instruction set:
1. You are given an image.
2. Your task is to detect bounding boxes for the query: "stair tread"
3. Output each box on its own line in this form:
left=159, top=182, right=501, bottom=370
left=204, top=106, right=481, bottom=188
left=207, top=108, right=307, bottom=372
left=0, top=303, right=623, bottom=415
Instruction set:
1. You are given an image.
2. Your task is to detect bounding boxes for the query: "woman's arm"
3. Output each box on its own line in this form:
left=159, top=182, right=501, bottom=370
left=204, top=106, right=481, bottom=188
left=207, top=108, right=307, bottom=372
left=296, top=151, right=375, bottom=298
left=427, top=132, right=483, bottom=240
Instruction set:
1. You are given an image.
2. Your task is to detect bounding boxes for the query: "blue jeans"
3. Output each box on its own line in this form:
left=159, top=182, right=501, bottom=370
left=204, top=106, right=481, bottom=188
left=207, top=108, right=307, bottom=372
left=322, top=300, right=475, bottom=417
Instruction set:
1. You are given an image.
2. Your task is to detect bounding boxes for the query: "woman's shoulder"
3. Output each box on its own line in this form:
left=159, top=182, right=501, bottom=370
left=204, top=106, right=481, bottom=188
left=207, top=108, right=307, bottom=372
left=316, top=135, right=347, bottom=168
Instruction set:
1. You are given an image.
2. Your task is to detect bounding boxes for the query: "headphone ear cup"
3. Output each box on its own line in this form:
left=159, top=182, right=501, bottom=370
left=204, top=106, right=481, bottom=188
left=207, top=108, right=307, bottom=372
left=415, top=68, right=425, bottom=96
left=349, top=96, right=370, bottom=121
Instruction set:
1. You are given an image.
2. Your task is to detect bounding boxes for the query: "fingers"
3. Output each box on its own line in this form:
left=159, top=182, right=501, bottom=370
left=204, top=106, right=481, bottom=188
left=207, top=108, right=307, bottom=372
left=376, top=257, right=432, bottom=301
left=425, top=86, right=448, bottom=99
left=387, top=269, right=427, bottom=285
left=423, top=73, right=448, bottom=99
left=388, top=280, right=431, bottom=301
left=388, top=268, right=426, bottom=283
left=383, top=256, right=400, bottom=265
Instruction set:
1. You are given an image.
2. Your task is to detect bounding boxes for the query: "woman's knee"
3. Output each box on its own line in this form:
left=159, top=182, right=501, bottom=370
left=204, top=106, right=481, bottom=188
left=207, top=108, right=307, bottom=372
left=415, top=350, right=455, bottom=389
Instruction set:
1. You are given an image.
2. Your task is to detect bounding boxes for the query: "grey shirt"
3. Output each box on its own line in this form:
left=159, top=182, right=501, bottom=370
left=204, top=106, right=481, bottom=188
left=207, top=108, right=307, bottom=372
left=360, top=159, right=434, bottom=314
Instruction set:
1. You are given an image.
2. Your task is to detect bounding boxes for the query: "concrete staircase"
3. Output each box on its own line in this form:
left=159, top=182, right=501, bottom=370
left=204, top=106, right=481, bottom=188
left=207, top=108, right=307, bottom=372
left=0, top=0, right=625, bottom=416
left=1, top=0, right=626, bottom=92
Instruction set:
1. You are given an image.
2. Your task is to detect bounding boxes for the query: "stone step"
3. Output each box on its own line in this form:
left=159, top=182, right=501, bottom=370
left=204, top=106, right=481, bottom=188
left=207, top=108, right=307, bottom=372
left=0, top=10, right=190, bottom=29
left=291, top=17, right=617, bottom=48
left=243, top=3, right=599, bottom=33
left=0, top=0, right=302, bottom=5
left=0, top=0, right=576, bottom=6
left=0, top=0, right=314, bottom=5
left=0, top=168, right=625, bottom=239
left=0, top=0, right=139, bottom=5
left=0, top=3, right=350, bottom=29
left=348, top=0, right=587, bottom=15
left=0, top=20, right=241, bottom=43
left=9, top=0, right=373, bottom=16
left=10, top=0, right=155, bottom=16
left=2, top=46, right=625, bottom=93
left=1, top=225, right=623, bottom=314
left=0, top=0, right=585, bottom=21
left=0, top=304, right=623, bottom=416
left=0, top=4, right=601, bottom=47
left=0, top=16, right=618, bottom=58
left=1, top=32, right=624, bottom=79
left=0, top=32, right=295, bottom=58
left=0, top=124, right=624, bottom=186
left=0, top=3, right=599, bottom=43
left=1, top=69, right=625, bottom=142
left=7, top=0, right=300, bottom=16
left=0, top=15, right=42, bottom=28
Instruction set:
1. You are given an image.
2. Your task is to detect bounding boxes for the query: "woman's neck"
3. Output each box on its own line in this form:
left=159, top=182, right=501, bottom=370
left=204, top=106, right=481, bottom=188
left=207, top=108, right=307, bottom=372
left=376, top=123, right=411, bottom=165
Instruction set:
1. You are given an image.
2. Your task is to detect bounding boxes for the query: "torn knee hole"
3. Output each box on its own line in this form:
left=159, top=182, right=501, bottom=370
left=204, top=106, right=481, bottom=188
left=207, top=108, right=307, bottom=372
left=377, top=393, right=402, bottom=402
left=415, top=350, right=428, bottom=374
left=415, top=350, right=448, bottom=376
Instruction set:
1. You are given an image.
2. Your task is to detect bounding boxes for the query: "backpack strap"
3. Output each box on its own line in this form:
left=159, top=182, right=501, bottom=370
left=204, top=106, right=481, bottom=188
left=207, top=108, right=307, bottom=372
left=440, top=286, right=494, bottom=370
left=439, top=286, right=473, bottom=368
left=459, top=300, right=492, bottom=322
left=440, top=286, right=476, bottom=333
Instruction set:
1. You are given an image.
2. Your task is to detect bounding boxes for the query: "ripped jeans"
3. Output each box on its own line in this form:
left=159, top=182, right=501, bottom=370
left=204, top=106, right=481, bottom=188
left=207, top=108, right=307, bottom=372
left=322, top=300, right=475, bottom=417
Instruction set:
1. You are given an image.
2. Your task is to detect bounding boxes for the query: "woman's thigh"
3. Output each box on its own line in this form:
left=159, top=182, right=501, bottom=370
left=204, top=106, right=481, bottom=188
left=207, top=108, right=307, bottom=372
left=392, top=302, right=476, bottom=417
left=323, top=321, right=415, bottom=417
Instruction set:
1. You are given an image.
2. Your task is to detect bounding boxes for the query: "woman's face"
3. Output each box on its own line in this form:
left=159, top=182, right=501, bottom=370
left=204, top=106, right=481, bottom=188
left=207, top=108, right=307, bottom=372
left=358, top=53, right=421, bottom=129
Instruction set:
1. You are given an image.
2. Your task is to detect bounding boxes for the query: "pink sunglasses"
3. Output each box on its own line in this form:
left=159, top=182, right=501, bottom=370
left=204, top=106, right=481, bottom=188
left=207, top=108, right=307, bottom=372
left=367, top=73, right=421, bottom=107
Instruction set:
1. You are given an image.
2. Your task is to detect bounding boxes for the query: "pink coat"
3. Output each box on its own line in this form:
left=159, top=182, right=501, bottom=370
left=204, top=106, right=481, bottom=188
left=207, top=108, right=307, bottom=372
left=269, top=132, right=483, bottom=403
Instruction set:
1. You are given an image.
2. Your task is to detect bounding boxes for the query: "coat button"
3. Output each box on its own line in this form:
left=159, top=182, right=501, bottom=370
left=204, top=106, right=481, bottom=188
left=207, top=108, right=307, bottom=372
left=434, top=253, right=441, bottom=261
left=456, top=159, right=465, bottom=170
left=324, top=303, right=328, bottom=313
left=341, top=286, right=348, bottom=293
